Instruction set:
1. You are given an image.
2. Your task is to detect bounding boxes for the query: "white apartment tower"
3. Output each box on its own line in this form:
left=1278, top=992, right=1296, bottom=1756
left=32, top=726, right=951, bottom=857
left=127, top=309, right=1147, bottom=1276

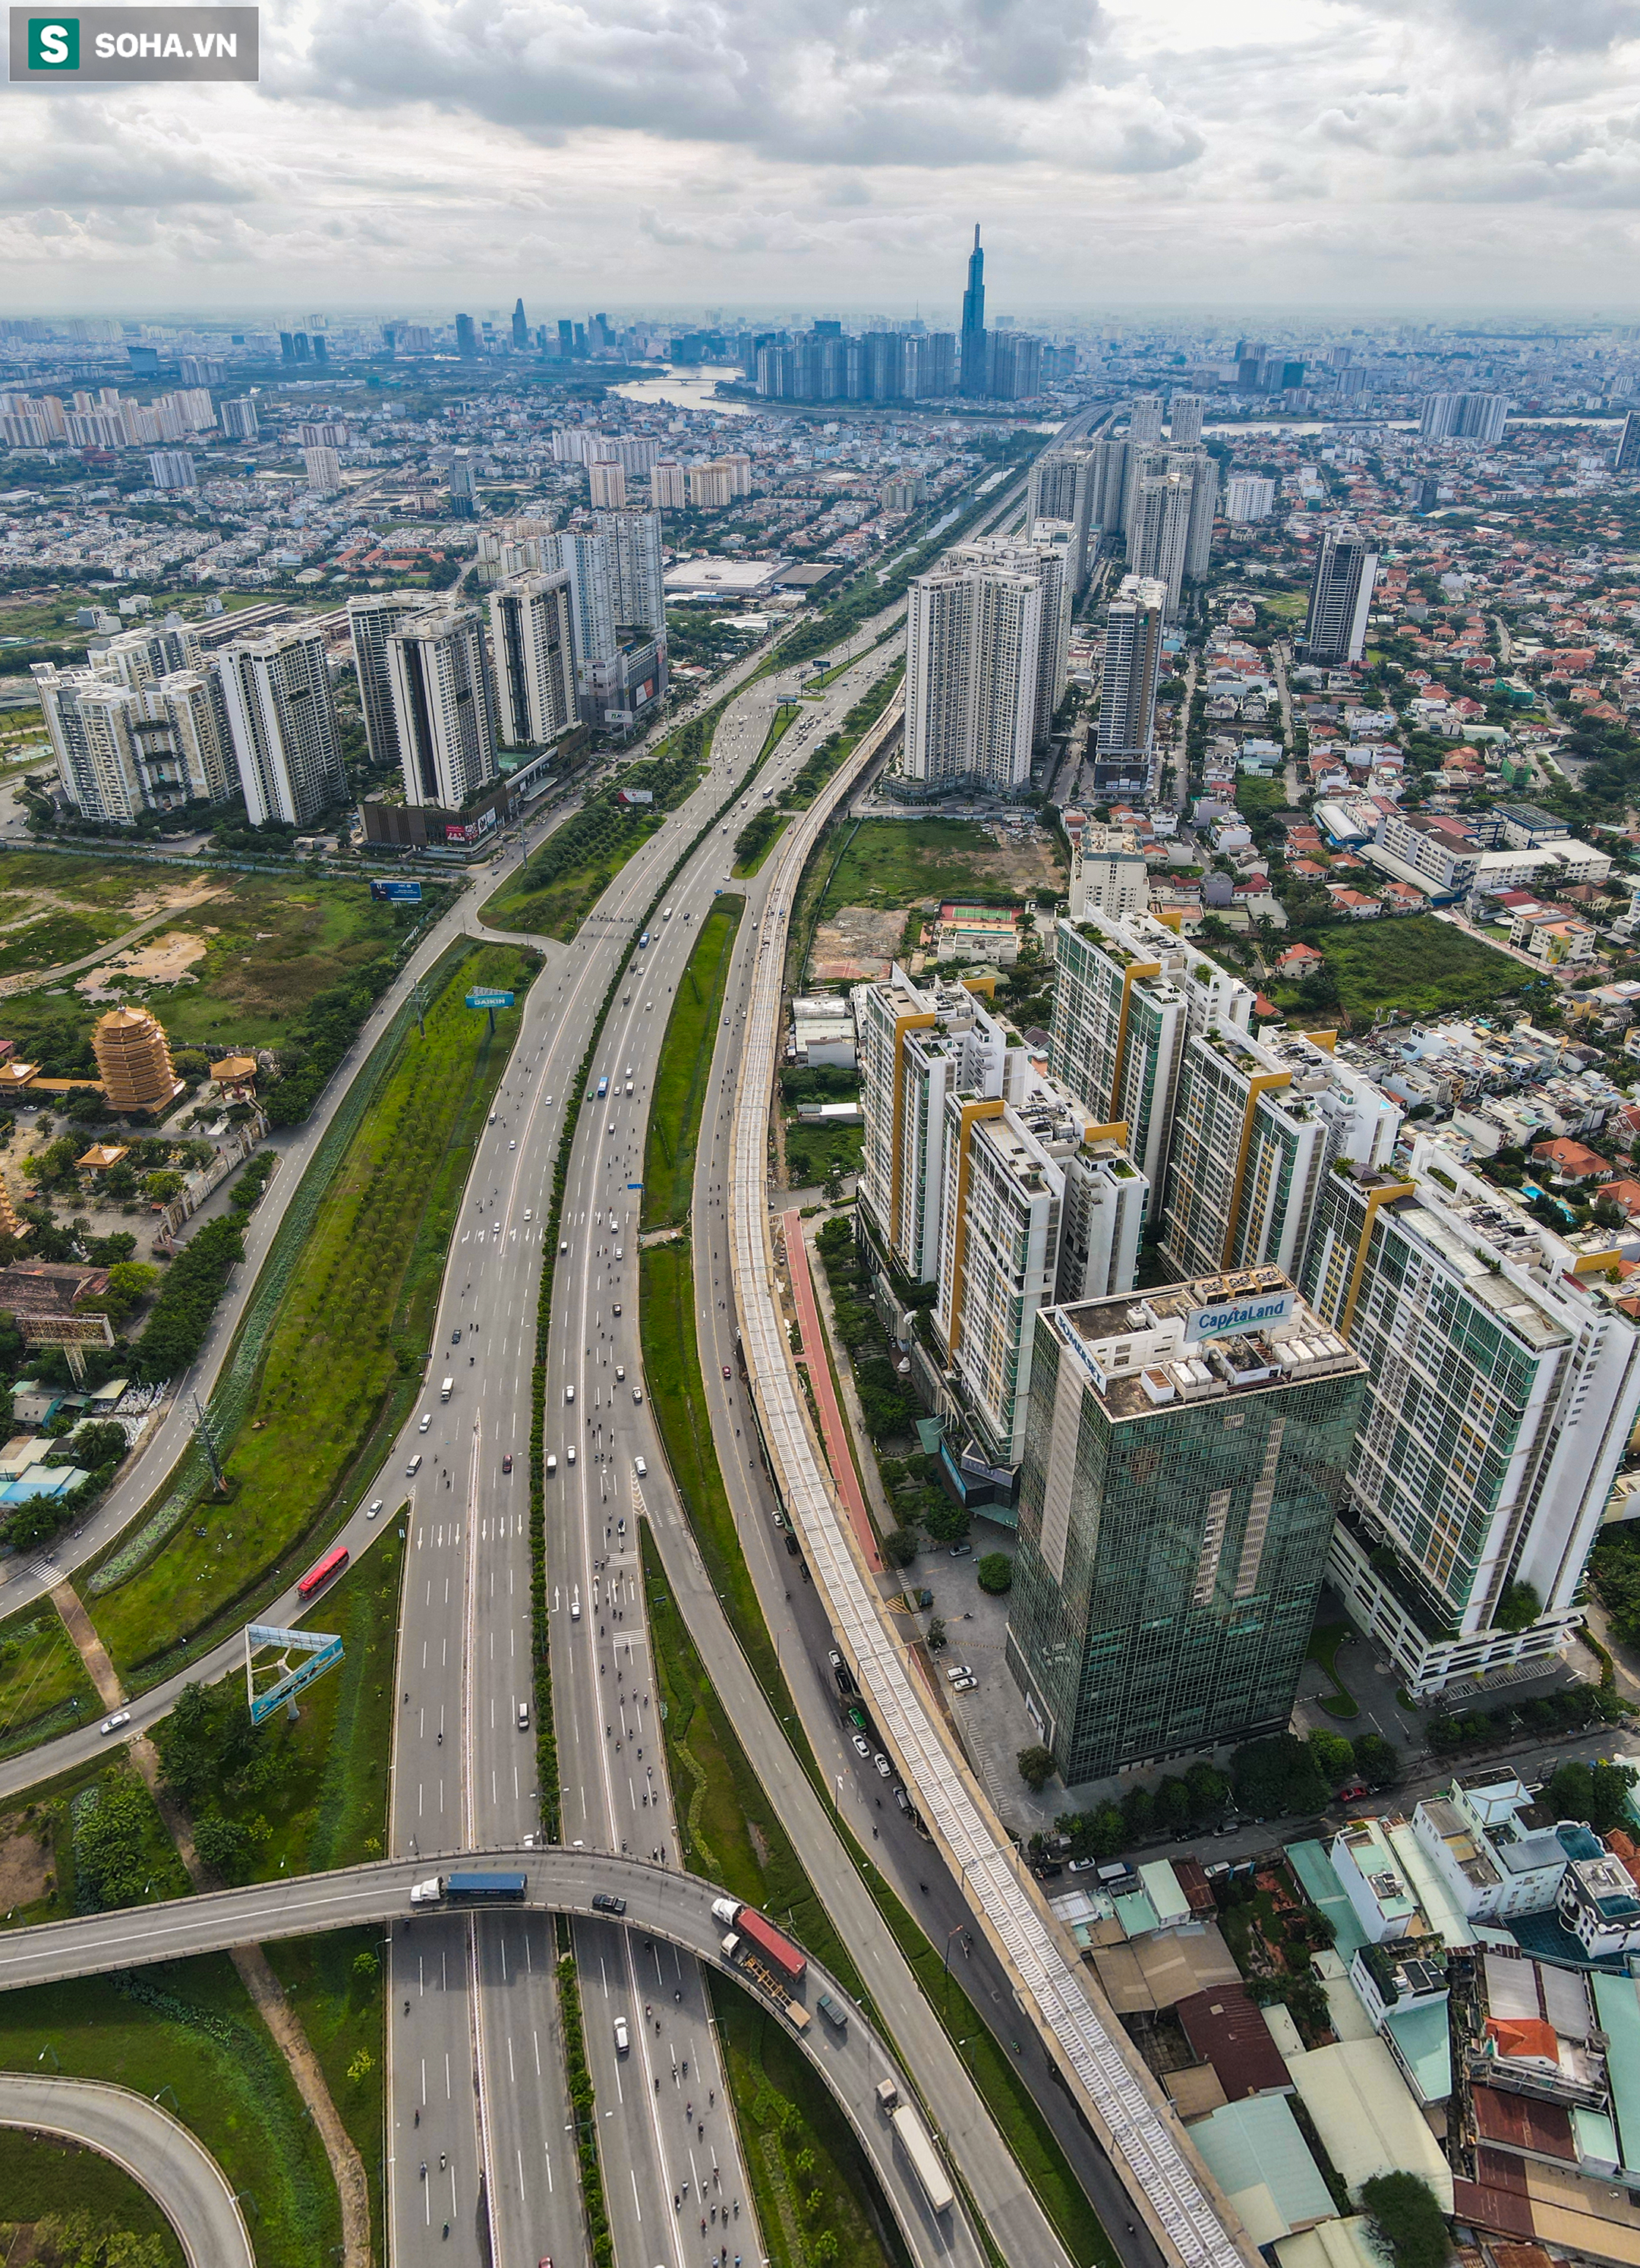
left=386, top=605, right=499, bottom=809
left=347, top=592, right=429, bottom=773
left=1225, top=475, right=1277, bottom=523
left=1094, top=575, right=1167, bottom=795
left=489, top=571, right=576, bottom=749
left=218, top=624, right=347, bottom=827
left=904, top=537, right=1068, bottom=792
left=1302, top=1140, right=1640, bottom=1695
left=304, top=446, right=341, bottom=493
left=1049, top=910, right=1255, bottom=1195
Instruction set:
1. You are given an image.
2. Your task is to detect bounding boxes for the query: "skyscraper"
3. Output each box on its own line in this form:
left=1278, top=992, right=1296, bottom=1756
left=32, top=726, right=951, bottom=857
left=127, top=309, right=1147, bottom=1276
left=960, top=225, right=986, bottom=398
left=219, top=397, right=258, bottom=442
left=511, top=298, right=528, bottom=351
left=347, top=593, right=428, bottom=773
left=1005, top=1271, right=1366, bottom=1780
left=304, top=446, right=341, bottom=493
left=1127, top=394, right=1165, bottom=449
left=456, top=313, right=478, bottom=361
left=1616, top=411, right=1640, bottom=474
left=1093, top=575, right=1167, bottom=796
left=1126, top=462, right=1197, bottom=616
left=489, top=572, right=576, bottom=750
left=1027, top=448, right=1095, bottom=594
left=904, top=550, right=1042, bottom=792
left=1168, top=393, right=1205, bottom=448
left=1159, top=1026, right=1401, bottom=1283
left=386, top=605, right=498, bottom=810
left=218, top=624, right=347, bottom=827
left=947, top=534, right=1069, bottom=751
left=1224, top=474, right=1276, bottom=522
left=448, top=450, right=475, bottom=519
left=555, top=515, right=668, bottom=730
left=1049, top=911, right=1254, bottom=1194
left=1304, top=524, right=1379, bottom=666
left=1302, top=1142, right=1640, bottom=1696
left=148, top=451, right=197, bottom=490
left=1420, top=392, right=1509, bottom=445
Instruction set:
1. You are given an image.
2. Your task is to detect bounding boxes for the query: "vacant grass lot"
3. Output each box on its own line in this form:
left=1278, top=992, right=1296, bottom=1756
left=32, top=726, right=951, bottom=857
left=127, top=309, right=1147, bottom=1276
left=93, top=948, right=531, bottom=1678
left=1276, top=915, right=1522, bottom=1025
left=0, top=906, right=128, bottom=976
left=642, top=896, right=743, bottom=1229
left=0, top=2128, right=185, bottom=2264
left=0, top=1957, right=341, bottom=2266
left=266, top=1927, right=386, bottom=2256
left=0, top=1603, right=100, bottom=1762
left=817, top=817, right=1027, bottom=917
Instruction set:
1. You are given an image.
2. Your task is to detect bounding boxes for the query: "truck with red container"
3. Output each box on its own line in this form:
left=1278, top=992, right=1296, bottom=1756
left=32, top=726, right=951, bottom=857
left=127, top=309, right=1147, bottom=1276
left=711, top=1897, right=806, bottom=1991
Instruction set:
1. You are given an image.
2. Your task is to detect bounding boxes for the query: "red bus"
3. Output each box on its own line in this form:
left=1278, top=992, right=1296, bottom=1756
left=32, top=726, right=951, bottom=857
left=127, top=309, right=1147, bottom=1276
left=298, top=1544, right=349, bottom=1599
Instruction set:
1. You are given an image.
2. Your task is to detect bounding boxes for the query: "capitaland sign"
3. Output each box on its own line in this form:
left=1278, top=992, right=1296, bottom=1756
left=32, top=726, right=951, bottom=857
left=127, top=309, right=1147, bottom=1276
left=11, top=7, right=258, bottom=80
left=1186, top=1290, right=1297, bottom=1341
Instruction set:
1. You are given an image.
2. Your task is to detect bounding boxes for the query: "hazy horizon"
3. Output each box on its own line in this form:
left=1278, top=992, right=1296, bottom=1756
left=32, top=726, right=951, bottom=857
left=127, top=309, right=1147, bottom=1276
left=4, top=0, right=1639, bottom=319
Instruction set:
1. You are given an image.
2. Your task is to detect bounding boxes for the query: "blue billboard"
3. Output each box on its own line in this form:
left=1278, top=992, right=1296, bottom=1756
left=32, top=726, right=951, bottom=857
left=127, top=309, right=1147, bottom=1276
left=371, top=879, right=423, bottom=903
left=465, top=988, right=516, bottom=1011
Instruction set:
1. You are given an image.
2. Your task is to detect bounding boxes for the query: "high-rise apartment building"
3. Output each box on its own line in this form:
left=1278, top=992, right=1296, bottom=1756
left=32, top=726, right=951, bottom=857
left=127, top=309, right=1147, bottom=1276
left=1168, top=394, right=1206, bottom=449
left=386, top=605, right=498, bottom=809
left=1302, top=1141, right=1640, bottom=1696
left=1064, top=817, right=1147, bottom=924
left=347, top=592, right=428, bottom=773
left=947, top=534, right=1069, bottom=752
left=33, top=616, right=236, bottom=820
left=1127, top=461, right=1197, bottom=616
left=555, top=515, right=668, bottom=731
left=148, top=451, right=197, bottom=490
left=1006, top=1271, right=1366, bottom=1779
left=1420, top=392, right=1509, bottom=446
left=1049, top=911, right=1254, bottom=1194
left=649, top=459, right=686, bottom=509
left=456, top=313, right=478, bottom=361
left=1127, top=395, right=1165, bottom=449
left=1616, top=412, right=1640, bottom=474
left=960, top=225, right=987, bottom=398
left=592, top=507, right=666, bottom=633
left=304, top=446, right=341, bottom=493
left=448, top=449, right=475, bottom=518
left=904, top=552, right=1041, bottom=793
left=588, top=460, right=627, bottom=508
left=218, top=624, right=347, bottom=827
left=489, top=572, right=576, bottom=750
left=1094, top=574, right=1167, bottom=796
left=1304, top=525, right=1379, bottom=666
left=219, top=397, right=259, bottom=443
left=1224, top=474, right=1276, bottom=522
left=1086, top=437, right=1131, bottom=535
left=686, top=461, right=730, bottom=509
left=1160, top=1026, right=1401, bottom=1283
left=1027, top=448, right=1095, bottom=594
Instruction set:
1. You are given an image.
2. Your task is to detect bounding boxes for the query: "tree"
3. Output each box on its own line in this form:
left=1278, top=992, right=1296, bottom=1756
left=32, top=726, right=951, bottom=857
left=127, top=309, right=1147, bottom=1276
left=1017, top=1744, right=1054, bottom=1791
left=1156, top=1775, right=1194, bottom=1829
left=1233, top=1734, right=1329, bottom=1820
left=1494, top=1580, right=1542, bottom=1633
left=1358, top=2172, right=1452, bottom=2268
left=1307, top=1728, right=1357, bottom=1787
left=193, top=1811, right=252, bottom=1885
left=1353, top=1733, right=1401, bottom=1788
left=976, top=1551, right=1012, bottom=1595
left=882, top=1526, right=919, bottom=1570
left=926, top=1615, right=948, bottom=1652
left=353, top=1947, right=380, bottom=1980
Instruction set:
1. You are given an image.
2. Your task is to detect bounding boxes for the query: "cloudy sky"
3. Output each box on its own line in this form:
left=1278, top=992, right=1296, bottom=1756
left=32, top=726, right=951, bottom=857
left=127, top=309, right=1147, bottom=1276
left=5, top=0, right=1640, bottom=319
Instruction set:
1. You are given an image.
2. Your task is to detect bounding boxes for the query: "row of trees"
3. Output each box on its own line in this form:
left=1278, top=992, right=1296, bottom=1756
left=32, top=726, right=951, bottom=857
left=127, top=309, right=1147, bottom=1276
left=1033, top=1725, right=1404, bottom=1838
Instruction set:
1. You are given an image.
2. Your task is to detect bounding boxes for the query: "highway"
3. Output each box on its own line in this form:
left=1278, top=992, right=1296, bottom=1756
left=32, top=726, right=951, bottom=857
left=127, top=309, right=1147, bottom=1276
left=0, top=1847, right=989, bottom=2268
left=0, top=2072, right=256, bottom=2268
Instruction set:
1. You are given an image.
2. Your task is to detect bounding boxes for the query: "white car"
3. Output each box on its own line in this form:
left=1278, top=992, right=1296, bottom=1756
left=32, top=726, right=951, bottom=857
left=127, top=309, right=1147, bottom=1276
left=945, top=1664, right=973, bottom=1684
left=570, top=1589, right=582, bottom=1621
left=633, top=1455, right=647, bottom=1478
left=366, top=1499, right=383, bottom=1520
left=406, top=1454, right=422, bottom=1476
left=615, top=1365, right=626, bottom=1382
left=950, top=1675, right=979, bottom=1694
left=850, top=1734, right=870, bottom=1759
left=567, top=1444, right=577, bottom=1465
left=546, top=1454, right=558, bottom=1476
left=566, top=1384, right=576, bottom=1403
left=418, top=1413, right=431, bottom=1432
left=873, top=1753, right=892, bottom=1779
left=524, top=1208, right=532, bottom=1222
left=99, top=1710, right=131, bottom=1737
left=613, top=2015, right=629, bottom=2055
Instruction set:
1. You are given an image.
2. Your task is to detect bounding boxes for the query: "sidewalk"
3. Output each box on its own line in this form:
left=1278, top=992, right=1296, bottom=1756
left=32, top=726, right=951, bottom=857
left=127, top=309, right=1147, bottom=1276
left=779, top=1208, right=882, bottom=1574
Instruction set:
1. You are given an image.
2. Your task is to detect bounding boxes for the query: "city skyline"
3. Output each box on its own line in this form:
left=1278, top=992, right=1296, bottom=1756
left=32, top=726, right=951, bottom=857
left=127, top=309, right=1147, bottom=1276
left=2, top=0, right=1638, bottom=313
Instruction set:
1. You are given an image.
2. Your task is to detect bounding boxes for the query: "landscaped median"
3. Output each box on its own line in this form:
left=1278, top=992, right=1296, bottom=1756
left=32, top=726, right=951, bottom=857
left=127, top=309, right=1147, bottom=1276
left=82, top=940, right=538, bottom=1687
left=642, top=895, right=743, bottom=1229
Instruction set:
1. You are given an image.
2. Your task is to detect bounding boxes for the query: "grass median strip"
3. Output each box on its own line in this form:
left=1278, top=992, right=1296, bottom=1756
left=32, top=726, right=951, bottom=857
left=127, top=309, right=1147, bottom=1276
left=642, top=895, right=743, bottom=1230
left=90, top=945, right=536, bottom=1684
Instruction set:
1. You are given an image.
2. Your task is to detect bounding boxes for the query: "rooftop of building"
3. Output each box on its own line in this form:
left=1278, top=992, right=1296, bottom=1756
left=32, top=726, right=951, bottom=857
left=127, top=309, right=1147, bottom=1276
left=1045, top=1268, right=1363, bottom=1420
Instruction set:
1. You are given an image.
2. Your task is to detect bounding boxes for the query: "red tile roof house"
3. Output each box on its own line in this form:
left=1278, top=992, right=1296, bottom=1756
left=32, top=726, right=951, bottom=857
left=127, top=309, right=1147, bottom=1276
left=1276, top=943, right=1326, bottom=975
left=1531, top=1138, right=1613, bottom=1185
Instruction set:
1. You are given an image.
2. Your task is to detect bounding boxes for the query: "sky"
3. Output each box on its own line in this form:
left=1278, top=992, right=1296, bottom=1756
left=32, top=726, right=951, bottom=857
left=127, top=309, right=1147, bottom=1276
left=5, top=0, right=1640, bottom=320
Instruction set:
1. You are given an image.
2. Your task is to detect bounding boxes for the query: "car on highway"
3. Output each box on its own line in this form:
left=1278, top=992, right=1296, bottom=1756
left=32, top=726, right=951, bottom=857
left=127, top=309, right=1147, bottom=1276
left=570, top=1589, right=581, bottom=1621
left=523, top=1208, right=531, bottom=1222
left=591, top=1892, right=626, bottom=1916
left=560, top=1240, right=569, bottom=1254
left=545, top=1454, right=557, bottom=1476
left=607, top=1122, right=615, bottom=1133
left=633, top=1454, right=647, bottom=1477
left=566, top=1444, right=576, bottom=1464
left=503, top=1454, right=513, bottom=1474
left=452, top=1328, right=462, bottom=1344
left=632, top=1384, right=643, bottom=1403
left=615, top=1364, right=626, bottom=1381
left=613, top=2015, right=629, bottom=2055
left=418, top=1413, right=431, bottom=1432
left=565, top=1384, right=575, bottom=1403
left=367, top=1499, right=383, bottom=1519
left=406, top=1454, right=422, bottom=1476
left=99, top=1710, right=131, bottom=1736
left=850, top=1734, right=870, bottom=1759
left=612, top=1303, right=622, bottom=1317
left=723, top=1366, right=732, bottom=1379
left=614, top=1246, right=623, bottom=1261
left=517, top=1701, right=530, bottom=1730
left=509, top=1140, right=516, bottom=1150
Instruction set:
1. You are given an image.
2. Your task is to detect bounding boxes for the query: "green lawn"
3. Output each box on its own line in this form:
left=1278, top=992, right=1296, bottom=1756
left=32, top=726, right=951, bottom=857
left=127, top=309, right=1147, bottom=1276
left=642, top=896, right=743, bottom=1228
left=266, top=1928, right=386, bottom=2257
left=0, top=2128, right=185, bottom=2264
left=1278, top=915, right=1524, bottom=1025
left=0, top=1602, right=100, bottom=1763
left=816, top=817, right=1028, bottom=918
left=0, top=1957, right=342, bottom=2266
left=91, top=947, right=533, bottom=1679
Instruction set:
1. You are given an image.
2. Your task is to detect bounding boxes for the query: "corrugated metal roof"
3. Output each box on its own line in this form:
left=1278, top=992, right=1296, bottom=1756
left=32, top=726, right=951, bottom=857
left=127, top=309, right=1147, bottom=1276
left=1191, top=2096, right=1334, bottom=2245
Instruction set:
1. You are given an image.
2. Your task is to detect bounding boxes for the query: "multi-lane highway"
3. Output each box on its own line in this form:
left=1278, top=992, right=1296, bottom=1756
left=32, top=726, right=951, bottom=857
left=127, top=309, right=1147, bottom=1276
left=0, top=1846, right=989, bottom=2268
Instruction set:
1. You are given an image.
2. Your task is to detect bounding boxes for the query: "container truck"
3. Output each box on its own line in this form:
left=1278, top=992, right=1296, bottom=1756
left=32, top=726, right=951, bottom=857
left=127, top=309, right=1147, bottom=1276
left=874, top=2080, right=954, bottom=2216
left=710, top=1898, right=806, bottom=1989
left=409, top=1871, right=526, bottom=1906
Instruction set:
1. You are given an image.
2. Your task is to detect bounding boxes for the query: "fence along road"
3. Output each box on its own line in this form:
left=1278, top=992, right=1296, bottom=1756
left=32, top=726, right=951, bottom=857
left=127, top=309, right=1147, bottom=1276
left=726, top=700, right=1258, bottom=2268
